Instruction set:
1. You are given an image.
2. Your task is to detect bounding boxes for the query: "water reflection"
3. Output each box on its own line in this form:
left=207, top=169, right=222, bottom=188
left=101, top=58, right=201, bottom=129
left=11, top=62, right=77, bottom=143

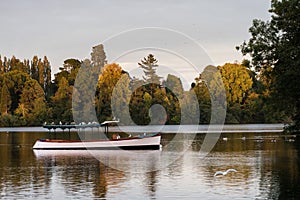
left=34, top=149, right=161, bottom=173
left=0, top=131, right=299, bottom=199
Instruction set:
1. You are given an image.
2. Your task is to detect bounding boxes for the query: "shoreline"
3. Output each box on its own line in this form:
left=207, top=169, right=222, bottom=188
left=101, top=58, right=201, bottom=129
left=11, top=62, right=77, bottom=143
left=0, top=124, right=285, bottom=133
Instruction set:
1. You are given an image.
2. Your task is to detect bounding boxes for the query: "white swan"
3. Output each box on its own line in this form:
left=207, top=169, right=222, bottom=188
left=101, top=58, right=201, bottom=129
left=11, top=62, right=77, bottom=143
left=222, top=137, right=228, bottom=141
left=214, top=169, right=237, bottom=177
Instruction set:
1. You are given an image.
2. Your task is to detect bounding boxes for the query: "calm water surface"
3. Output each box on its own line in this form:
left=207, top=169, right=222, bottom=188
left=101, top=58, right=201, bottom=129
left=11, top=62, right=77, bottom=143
left=0, top=128, right=299, bottom=199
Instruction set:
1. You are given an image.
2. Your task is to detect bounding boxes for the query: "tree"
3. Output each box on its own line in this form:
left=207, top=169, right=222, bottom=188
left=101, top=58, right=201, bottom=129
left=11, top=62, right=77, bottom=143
left=191, top=65, right=227, bottom=124
left=16, top=79, right=47, bottom=125
left=111, top=73, right=132, bottom=125
left=218, top=63, right=253, bottom=106
left=54, top=58, right=81, bottom=86
left=15, top=103, right=28, bottom=119
left=0, top=55, right=52, bottom=126
left=3, top=57, right=8, bottom=73
left=207, top=63, right=253, bottom=123
left=96, top=63, right=124, bottom=122
left=129, top=81, right=181, bottom=125
left=37, top=58, right=45, bottom=90
left=91, top=44, right=107, bottom=70
left=1, top=70, right=31, bottom=113
left=129, top=84, right=148, bottom=125
left=0, top=56, right=3, bottom=74
left=52, top=58, right=80, bottom=108
left=9, top=56, right=27, bottom=72
left=164, top=74, right=184, bottom=98
left=192, top=74, right=211, bottom=124
left=237, top=0, right=300, bottom=130
left=64, top=58, right=81, bottom=85
left=73, top=45, right=107, bottom=124
left=51, top=77, right=73, bottom=124
left=43, top=56, right=52, bottom=99
left=30, top=56, right=39, bottom=81
left=138, top=54, right=162, bottom=84
left=0, top=82, right=11, bottom=115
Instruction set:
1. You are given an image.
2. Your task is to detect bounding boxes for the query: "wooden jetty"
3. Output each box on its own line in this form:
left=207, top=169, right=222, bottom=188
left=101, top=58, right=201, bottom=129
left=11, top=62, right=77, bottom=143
left=43, top=120, right=119, bottom=133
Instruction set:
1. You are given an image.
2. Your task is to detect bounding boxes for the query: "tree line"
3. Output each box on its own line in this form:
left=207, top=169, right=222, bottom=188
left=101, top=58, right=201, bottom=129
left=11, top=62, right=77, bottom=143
left=0, top=50, right=290, bottom=127
left=0, top=55, right=51, bottom=126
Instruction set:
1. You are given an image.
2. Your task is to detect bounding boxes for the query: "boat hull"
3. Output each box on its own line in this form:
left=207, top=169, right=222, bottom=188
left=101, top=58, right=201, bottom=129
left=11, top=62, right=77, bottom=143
left=33, top=134, right=161, bottom=150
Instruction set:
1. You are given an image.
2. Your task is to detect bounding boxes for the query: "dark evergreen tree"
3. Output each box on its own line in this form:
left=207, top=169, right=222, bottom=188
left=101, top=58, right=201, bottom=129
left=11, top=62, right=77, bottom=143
left=0, top=82, right=11, bottom=115
left=43, top=56, right=52, bottom=99
left=0, top=56, right=3, bottom=74
left=138, top=54, right=162, bottom=84
left=30, top=56, right=39, bottom=81
left=3, top=57, right=8, bottom=72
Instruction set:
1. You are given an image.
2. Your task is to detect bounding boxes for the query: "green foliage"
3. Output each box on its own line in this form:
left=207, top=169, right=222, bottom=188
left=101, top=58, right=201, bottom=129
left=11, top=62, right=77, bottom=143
left=16, top=79, right=48, bottom=125
left=129, top=83, right=181, bottom=125
left=0, top=35, right=297, bottom=127
left=0, top=70, right=31, bottom=113
left=0, top=114, right=21, bottom=127
left=0, top=83, right=11, bottom=115
left=128, top=56, right=182, bottom=125
left=54, top=58, right=81, bottom=87
left=0, top=57, right=50, bottom=126
left=111, top=73, right=132, bottom=125
left=164, top=74, right=184, bottom=98
left=192, top=65, right=227, bottom=124
left=129, top=85, right=150, bottom=125
left=96, top=63, right=124, bottom=122
left=51, top=77, right=73, bottom=124
left=218, top=63, right=253, bottom=106
left=192, top=79, right=211, bottom=124
left=72, top=45, right=106, bottom=124
left=238, top=0, right=299, bottom=130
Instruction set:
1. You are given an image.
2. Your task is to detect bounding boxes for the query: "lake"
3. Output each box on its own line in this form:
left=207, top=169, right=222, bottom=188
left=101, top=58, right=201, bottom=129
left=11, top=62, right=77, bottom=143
left=0, top=125, right=299, bottom=199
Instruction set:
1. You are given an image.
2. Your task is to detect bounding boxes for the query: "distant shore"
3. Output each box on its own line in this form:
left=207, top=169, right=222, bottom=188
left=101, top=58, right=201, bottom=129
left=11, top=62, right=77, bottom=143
left=0, top=124, right=285, bottom=133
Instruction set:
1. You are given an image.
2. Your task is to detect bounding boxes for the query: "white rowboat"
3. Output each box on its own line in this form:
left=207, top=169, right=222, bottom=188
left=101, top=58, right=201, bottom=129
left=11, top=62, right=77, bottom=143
left=33, top=134, right=161, bottom=150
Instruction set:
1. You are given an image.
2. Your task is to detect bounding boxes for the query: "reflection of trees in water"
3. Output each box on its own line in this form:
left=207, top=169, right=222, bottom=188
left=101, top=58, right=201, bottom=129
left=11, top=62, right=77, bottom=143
left=144, top=170, right=159, bottom=199
left=131, top=168, right=160, bottom=199
left=34, top=150, right=162, bottom=199
left=259, top=140, right=300, bottom=199
left=41, top=156, right=129, bottom=199
left=0, top=132, right=52, bottom=198
left=94, top=161, right=107, bottom=199
left=41, top=156, right=127, bottom=199
left=58, top=157, right=100, bottom=197
left=142, top=155, right=160, bottom=199
left=95, top=161, right=126, bottom=198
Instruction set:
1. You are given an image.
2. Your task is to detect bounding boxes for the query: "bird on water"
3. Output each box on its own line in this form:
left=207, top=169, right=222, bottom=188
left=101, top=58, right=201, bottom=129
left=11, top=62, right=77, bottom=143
left=214, top=169, right=237, bottom=177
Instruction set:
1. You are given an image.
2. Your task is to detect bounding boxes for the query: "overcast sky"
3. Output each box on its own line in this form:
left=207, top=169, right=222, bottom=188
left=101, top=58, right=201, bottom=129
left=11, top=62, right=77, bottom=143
left=0, top=0, right=271, bottom=83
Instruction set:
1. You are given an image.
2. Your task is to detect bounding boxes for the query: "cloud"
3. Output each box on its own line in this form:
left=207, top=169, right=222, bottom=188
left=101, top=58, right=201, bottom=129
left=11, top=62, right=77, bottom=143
left=0, top=0, right=271, bottom=77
